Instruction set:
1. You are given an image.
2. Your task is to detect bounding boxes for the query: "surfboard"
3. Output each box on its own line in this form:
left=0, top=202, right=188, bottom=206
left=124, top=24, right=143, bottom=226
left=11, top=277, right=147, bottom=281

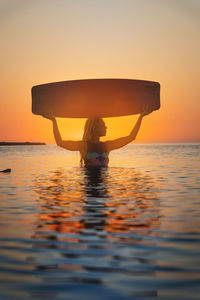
left=32, top=78, right=160, bottom=118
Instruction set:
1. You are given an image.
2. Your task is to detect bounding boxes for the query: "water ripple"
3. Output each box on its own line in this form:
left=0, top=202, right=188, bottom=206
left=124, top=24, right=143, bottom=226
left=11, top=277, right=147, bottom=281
left=0, top=144, right=200, bottom=299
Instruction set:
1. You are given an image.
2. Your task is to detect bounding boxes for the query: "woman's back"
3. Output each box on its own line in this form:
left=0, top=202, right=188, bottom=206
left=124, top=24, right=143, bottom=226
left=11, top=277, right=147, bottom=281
left=84, top=142, right=109, bottom=167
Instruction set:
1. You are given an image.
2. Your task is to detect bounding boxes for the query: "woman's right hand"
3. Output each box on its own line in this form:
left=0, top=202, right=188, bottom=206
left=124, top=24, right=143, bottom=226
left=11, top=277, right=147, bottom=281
left=140, top=106, right=153, bottom=117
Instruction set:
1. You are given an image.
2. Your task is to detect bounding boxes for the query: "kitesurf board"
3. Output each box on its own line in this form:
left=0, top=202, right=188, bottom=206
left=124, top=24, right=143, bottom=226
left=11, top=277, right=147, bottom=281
left=32, top=78, right=160, bottom=118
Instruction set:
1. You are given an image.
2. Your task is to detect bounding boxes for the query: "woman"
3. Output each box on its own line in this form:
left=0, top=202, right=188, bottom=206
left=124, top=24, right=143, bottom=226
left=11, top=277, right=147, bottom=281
left=44, top=109, right=152, bottom=167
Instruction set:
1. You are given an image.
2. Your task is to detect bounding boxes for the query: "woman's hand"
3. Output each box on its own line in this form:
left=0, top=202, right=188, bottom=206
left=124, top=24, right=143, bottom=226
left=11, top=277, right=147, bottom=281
left=140, top=106, right=153, bottom=117
left=42, top=113, right=55, bottom=121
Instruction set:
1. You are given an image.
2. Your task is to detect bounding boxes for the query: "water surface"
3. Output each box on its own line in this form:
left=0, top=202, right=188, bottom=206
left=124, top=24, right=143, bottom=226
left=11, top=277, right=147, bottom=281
left=0, top=143, right=200, bottom=299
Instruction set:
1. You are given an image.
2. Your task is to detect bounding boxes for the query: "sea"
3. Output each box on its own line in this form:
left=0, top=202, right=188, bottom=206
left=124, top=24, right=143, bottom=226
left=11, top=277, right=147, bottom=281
left=0, top=143, right=200, bottom=300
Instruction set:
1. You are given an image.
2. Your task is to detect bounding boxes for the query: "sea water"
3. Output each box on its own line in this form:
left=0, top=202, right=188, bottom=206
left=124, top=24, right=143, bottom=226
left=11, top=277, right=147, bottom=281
left=0, top=143, right=200, bottom=300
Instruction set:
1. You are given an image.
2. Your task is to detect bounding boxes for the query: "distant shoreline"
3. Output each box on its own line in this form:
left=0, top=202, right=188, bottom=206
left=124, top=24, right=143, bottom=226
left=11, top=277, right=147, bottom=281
left=0, top=142, right=46, bottom=146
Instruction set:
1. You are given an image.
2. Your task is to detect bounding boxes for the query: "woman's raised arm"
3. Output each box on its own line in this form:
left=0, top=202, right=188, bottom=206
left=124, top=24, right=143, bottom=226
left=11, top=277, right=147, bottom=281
left=43, top=114, right=80, bottom=151
left=105, top=109, right=153, bottom=152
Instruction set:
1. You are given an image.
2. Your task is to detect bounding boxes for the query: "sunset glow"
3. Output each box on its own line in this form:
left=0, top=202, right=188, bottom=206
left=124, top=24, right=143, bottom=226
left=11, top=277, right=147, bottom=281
left=1, top=0, right=199, bottom=143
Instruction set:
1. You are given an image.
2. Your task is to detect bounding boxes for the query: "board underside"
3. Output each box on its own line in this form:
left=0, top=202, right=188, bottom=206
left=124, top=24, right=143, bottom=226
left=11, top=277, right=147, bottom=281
left=32, top=79, right=160, bottom=118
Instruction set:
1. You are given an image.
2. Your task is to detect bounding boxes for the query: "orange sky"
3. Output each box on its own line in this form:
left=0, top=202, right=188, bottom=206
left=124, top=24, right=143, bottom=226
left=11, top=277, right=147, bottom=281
left=0, top=0, right=199, bottom=143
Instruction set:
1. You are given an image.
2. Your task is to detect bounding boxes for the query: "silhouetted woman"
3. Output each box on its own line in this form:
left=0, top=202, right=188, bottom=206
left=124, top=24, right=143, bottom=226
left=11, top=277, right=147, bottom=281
left=43, top=109, right=152, bottom=167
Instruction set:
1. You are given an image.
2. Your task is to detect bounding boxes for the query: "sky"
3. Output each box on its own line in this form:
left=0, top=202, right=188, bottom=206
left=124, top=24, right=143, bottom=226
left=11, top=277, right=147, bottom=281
left=0, top=0, right=199, bottom=143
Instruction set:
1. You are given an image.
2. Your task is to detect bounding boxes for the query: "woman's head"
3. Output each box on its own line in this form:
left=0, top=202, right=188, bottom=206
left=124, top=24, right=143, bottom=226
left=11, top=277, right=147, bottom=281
left=82, top=118, right=107, bottom=142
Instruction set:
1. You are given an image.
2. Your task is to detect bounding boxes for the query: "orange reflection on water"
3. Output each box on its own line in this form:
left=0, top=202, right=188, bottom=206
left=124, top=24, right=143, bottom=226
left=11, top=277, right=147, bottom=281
left=33, top=167, right=161, bottom=242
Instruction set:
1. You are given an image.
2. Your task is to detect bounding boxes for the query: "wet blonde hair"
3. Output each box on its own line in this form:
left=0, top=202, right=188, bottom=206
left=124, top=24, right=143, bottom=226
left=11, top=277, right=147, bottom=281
left=82, top=117, right=103, bottom=142
left=80, top=117, right=104, bottom=166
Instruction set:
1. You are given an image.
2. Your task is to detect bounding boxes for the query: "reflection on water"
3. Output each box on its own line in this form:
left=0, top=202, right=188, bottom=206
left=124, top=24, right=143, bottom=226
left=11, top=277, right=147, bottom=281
left=81, top=167, right=108, bottom=231
left=0, top=144, right=200, bottom=300
left=33, top=167, right=161, bottom=237
left=31, top=167, right=161, bottom=298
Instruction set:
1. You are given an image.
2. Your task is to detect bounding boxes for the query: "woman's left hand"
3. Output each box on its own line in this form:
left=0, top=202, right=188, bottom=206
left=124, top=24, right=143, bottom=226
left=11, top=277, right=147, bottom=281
left=42, top=113, right=55, bottom=121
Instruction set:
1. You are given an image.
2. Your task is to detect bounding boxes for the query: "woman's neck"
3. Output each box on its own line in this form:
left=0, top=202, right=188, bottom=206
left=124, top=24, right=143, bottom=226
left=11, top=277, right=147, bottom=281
left=90, top=135, right=100, bottom=143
